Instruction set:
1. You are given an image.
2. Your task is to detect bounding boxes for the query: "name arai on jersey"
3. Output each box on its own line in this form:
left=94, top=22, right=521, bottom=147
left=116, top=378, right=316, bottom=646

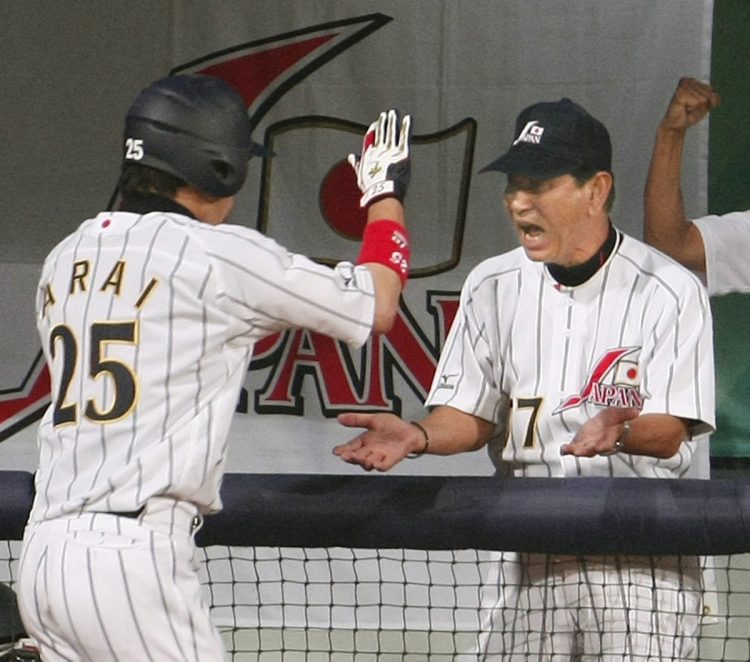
left=40, top=259, right=160, bottom=317
left=553, top=346, right=643, bottom=414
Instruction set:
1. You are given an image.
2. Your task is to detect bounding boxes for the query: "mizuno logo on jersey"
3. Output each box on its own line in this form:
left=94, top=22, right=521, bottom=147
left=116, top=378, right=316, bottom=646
left=553, top=346, right=643, bottom=414
left=513, top=121, right=544, bottom=145
left=435, top=373, right=458, bottom=391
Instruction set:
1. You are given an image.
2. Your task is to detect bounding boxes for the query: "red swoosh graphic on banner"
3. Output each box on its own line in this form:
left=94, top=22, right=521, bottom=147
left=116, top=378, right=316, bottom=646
left=199, top=37, right=335, bottom=108
left=172, top=13, right=391, bottom=127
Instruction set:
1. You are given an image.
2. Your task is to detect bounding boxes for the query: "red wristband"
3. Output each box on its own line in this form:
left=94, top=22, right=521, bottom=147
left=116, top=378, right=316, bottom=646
left=356, top=220, right=410, bottom=286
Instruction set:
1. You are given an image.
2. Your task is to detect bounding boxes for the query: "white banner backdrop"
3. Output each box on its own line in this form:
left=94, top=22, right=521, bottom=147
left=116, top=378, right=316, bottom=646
left=0, top=1, right=714, bottom=478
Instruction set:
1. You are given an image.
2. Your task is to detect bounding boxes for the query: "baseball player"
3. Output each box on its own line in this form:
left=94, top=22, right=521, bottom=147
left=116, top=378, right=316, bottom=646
left=644, top=76, right=750, bottom=295
left=17, top=73, right=412, bottom=661
left=335, top=98, right=715, bottom=659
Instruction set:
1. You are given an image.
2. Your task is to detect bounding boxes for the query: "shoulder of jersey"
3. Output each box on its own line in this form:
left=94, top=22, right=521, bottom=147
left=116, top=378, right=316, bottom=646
left=618, top=232, right=707, bottom=290
left=467, top=246, right=533, bottom=281
left=190, top=218, right=269, bottom=244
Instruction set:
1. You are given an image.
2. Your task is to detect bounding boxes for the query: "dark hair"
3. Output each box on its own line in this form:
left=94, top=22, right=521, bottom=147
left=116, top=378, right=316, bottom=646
left=572, top=167, right=616, bottom=213
left=118, top=163, right=187, bottom=198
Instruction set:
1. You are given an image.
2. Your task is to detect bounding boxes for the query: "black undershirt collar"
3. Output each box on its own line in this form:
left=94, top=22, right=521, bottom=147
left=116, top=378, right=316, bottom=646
left=546, top=223, right=619, bottom=287
left=118, top=193, right=197, bottom=220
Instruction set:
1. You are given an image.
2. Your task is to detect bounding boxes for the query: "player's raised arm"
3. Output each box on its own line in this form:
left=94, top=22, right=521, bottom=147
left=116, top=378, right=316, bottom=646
left=349, top=110, right=412, bottom=333
left=643, top=78, right=720, bottom=272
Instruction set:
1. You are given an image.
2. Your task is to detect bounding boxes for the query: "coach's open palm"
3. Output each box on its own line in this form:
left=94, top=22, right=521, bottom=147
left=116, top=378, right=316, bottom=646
left=334, top=412, right=419, bottom=471
left=560, top=407, right=639, bottom=457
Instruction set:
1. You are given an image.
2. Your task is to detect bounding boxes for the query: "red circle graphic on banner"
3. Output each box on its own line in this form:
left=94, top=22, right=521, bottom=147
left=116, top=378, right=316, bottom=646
left=319, top=160, right=367, bottom=240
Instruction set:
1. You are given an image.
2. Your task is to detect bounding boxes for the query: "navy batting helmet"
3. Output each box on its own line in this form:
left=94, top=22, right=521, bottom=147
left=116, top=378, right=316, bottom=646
left=123, top=74, right=265, bottom=198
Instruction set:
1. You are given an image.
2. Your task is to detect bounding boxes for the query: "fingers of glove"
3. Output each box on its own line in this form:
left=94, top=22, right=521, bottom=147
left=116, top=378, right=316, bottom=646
left=385, top=109, right=400, bottom=149
left=380, top=110, right=410, bottom=157
left=374, top=111, right=389, bottom=149
left=397, top=114, right=412, bottom=156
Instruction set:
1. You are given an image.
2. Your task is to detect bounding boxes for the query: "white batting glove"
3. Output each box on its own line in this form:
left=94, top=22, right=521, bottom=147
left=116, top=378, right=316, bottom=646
left=348, top=109, right=411, bottom=208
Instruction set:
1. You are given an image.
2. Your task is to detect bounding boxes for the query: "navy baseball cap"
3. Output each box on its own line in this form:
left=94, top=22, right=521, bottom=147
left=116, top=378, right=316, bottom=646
left=481, top=98, right=612, bottom=178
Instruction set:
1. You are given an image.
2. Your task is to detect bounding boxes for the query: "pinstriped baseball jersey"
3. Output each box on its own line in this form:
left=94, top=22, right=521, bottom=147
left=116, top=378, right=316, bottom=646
left=426, top=229, right=715, bottom=478
left=31, top=205, right=376, bottom=521
left=693, top=210, right=750, bottom=295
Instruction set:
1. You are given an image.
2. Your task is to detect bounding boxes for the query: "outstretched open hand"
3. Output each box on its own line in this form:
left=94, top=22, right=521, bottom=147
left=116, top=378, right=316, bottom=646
left=560, top=407, right=639, bottom=457
left=333, top=412, right=421, bottom=471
